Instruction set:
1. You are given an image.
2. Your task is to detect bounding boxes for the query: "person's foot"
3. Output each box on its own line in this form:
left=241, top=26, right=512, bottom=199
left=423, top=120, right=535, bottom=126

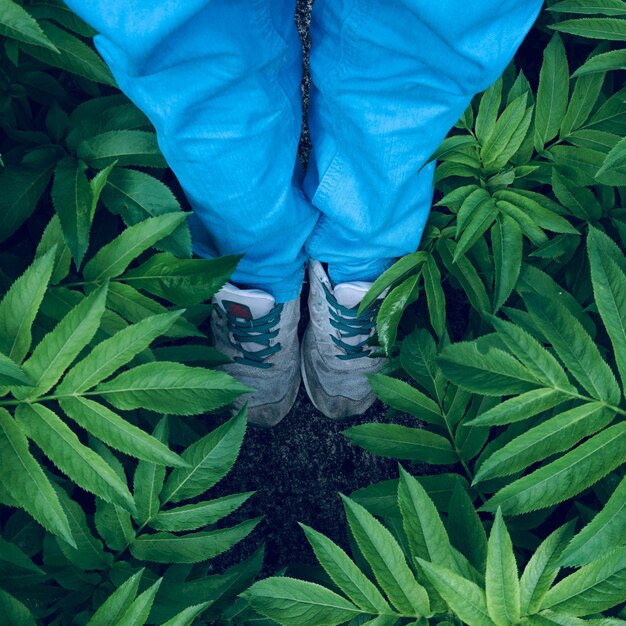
left=301, top=260, right=385, bottom=419
left=211, top=283, right=300, bottom=427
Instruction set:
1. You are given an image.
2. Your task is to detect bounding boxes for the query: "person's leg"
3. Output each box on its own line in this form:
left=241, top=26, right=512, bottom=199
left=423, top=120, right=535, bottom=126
left=304, top=0, right=543, bottom=283
left=64, top=0, right=315, bottom=303
left=301, top=0, right=543, bottom=419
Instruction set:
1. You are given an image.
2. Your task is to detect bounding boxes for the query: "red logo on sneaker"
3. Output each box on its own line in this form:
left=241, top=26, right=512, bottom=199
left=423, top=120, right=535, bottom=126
left=226, top=302, right=253, bottom=320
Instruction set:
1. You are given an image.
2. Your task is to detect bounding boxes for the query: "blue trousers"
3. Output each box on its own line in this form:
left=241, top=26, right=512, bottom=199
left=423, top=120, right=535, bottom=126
left=64, top=0, right=542, bottom=302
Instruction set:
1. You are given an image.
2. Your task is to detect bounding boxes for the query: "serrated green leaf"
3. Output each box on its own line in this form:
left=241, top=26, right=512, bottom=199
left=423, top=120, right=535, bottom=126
left=376, top=273, right=420, bottom=355
left=474, top=402, right=614, bottom=483
left=150, top=492, right=253, bottom=532
left=0, top=588, right=36, bottom=626
left=520, top=521, right=576, bottom=615
left=94, top=497, right=135, bottom=552
left=586, top=87, right=626, bottom=133
left=0, top=534, right=44, bottom=573
left=492, top=215, right=522, bottom=312
left=421, top=254, right=446, bottom=337
left=0, top=0, right=58, bottom=50
left=160, top=602, right=212, bottom=626
left=14, top=282, right=107, bottom=399
left=15, top=403, right=136, bottom=513
left=87, top=569, right=144, bottom=626
left=399, top=328, right=445, bottom=402
left=242, top=577, right=363, bottom=626
left=130, top=517, right=260, bottom=563
left=120, top=252, right=239, bottom=306
left=523, top=292, right=621, bottom=404
left=58, top=310, right=182, bottom=393
left=342, top=495, right=430, bottom=616
left=561, top=71, right=605, bottom=137
left=541, top=547, right=626, bottom=616
left=466, top=388, right=569, bottom=427
left=481, top=422, right=626, bottom=515
left=368, top=374, right=443, bottom=426
left=161, top=407, right=247, bottom=504
left=485, top=509, right=520, bottom=626
left=300, top=523, right=392, bottom=614
left=535, top=34, right=569, bottom=151
left=496, top=200, right=549, bottom=247
left=0, top=408, right=74, bottom=546
left=551, top=170, right=602, bottom=221
left=476, top=77, right=503, bottom=145
left=77, top=130, right=166, bottom=169
left=59, top=396, right=186, bottom=467
left=455, top=196, right=498, bottom=261
left=37, top=214, right=73, bottom=284
left=95, top=362, right=250, bottom=415
left=439, top=341, right=540, bottom=396
left=567, top=128, right=620, bottom=151
left=550, top=17, right=626, bottom=40
left=549, top=0, right=626, bottom=15
left=457, top=188, right=492, bottom=236
left=21, top=21, right=114, bottom=84
left=596, top=135, right=626, bottom=183
left=434, top=184, right=480, bottom=212
left=115, top=577, right=162, bottom=626
left=342, top=423, right=456, bottom=465
left=573, top=48, right=626, bottom=76
left=560, top=474, right=626, bottom=566
left=418, top=559, right=495, bottom=626
left=551, top=145, right=606, bottom=185
left=83, top=213, right=187, bottom=282
left=133, top=416, right=168, bottom=525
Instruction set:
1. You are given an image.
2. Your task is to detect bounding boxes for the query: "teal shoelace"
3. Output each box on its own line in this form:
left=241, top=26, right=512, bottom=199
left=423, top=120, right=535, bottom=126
left=226, top=304, right=283, bottom=369
left=323, top=284, right=378, bottom=360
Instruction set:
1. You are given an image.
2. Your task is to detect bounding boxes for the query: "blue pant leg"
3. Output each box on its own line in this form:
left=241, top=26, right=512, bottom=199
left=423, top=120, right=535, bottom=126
left=304, top=0, right=543, bottom=284
left=63, top=0, right=316, bottom=303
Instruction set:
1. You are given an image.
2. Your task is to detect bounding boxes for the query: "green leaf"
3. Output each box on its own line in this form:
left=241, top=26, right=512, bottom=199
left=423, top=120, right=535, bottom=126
left=457, top=188, right=492, bottom=235
left=37, top=214, right=73, bottom=285
left=520, top=521, right=576, bottom=615
left=160, top=602, right=212, bottom=626
left=422, top=254, right=446, bottom=337
left=368, top=374, right=443, bottom=427
left=358, top=252, right=427, bottom=315
left=0, top=408, right=74, bottom=546
left=549, top=0, right=626, bottom=16
left=455, top=196, right=498, bottom=261
left=561, top=71, right=604, bottom=137
left=573, top=48, right=626, bottom=76
left=481, top=422, right=626, bottom=515
left=550, top=18, right=626, bottom=40
left=438, top=341, right=540, bottom=396
left=21, top=21, right=115, bottom=85
left=0, top=161, right=56, bottom=244
left=27, top=1, right=96, bottom=37
left=95, top=362, right=250, bottom=415
left=560, top=474, right=626, bottom=566
left=0, top=0, right=58, bottom=50
left=0, top=588, right=36, bottom=626
left=120, top=252, right=239, bottom=306
left=475, top=77, right=503, bottom=145
left=342, top=423, right=457, bottom=465
left=376, top=274, right=420, bottom=355
left=588, top=228, right=626, bottom=394
left=523, top=292, right=621, bottom=404
left=435, top=183, right=480, bottom=212
left=87, top=569, right=143, bottom=626
left=15, top=403, right=136, bottom=513
left=474, top=402, right=614, bottom=483
left=301, top=523, right=392, bottom=614
left=242, top=577, right=363, bottom=626
left=94, top=497, right=135, bottom=552
left=0, top=535, right=44, bottom=573
left=161, top=407, right=247, bottom=503
left=465, top=388, right=569, bottom=427
left=130, top=517, right=261, bottom=563
left=115, top=578, right=162, bottom=626
left=535, top=34, right=569, bottom=151
left=51, top=156, right=93, bottom=268
left=83, top=213, right=187, bottom=282
left=399, top=329, right=445, bottom=402
left=492, top=215, right=522, bottom=312
left=447, top=483, right=488, bottom=573
left=586, top=87, right=626, bottom=133
left=541, top=547, right=626, bottom=616
left=551, top=145, right=606, bottom=185
left=133, top=417, right=168, bottom=525
left=418, top=559, right=496, bottom=626
left=596, top=135, right=626, bottom=183
left=496, top=200, right=549, bottom=247
left=485, top=509, right=520, bottom=626
left=58, top=311, right=182, bottom=393
left=150, top=492, right=254, bottom=532
left=77, top=130, right=166, bottom=169
left=14, top=282, right=107, bottom=399
left=551, top=170, right=602, bottom=221
left=342, top=495, right=430, bottom=616
left=398, top=467, right=456, bottom=571
left=59, top=396, right=187, bottom=467
left=0, top=248, right=55, bottom=363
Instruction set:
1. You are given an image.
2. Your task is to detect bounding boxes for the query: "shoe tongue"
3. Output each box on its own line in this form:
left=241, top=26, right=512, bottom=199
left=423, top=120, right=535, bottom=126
left=333, top=281, right=372, bottom=310
left=216, top=284, right=275, bottom=320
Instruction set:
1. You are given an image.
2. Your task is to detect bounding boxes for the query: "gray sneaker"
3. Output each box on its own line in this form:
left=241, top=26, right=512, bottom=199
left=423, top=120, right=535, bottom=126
left=212, top=283, right=300, bottom=427
left=301, top=260, right=385, bottom=419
